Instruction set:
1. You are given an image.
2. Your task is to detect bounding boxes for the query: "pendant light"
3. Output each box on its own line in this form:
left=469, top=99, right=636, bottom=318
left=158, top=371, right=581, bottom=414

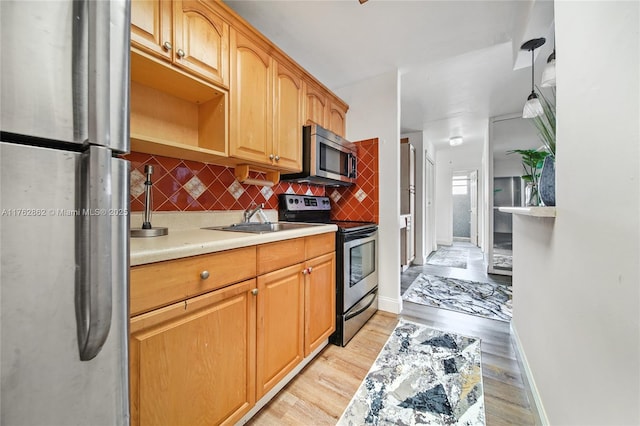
left=521, top=38, right=546, bottom=118
left=541, top=48, right=556, bottom=87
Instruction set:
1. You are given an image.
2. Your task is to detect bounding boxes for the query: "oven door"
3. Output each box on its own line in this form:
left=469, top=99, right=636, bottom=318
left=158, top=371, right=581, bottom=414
left=342, top=229, right=378, bottom=310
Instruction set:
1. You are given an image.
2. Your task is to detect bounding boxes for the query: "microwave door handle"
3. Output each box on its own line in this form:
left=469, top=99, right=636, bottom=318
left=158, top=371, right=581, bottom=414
left=350, top=154, right=357, bottom=179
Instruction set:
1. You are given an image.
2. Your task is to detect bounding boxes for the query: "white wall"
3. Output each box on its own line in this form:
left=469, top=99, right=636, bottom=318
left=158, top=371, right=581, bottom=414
left=493, top=157, right=524, bottom=178
left=434, top=145, right=483, bottom=245
left=336, top=70, right=402, bottom=314
left=513, top=2, right=640, bottom=424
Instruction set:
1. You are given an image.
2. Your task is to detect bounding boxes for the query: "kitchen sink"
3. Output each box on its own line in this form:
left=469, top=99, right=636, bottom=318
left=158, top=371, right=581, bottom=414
left=203, top=222, right=320, bottom=234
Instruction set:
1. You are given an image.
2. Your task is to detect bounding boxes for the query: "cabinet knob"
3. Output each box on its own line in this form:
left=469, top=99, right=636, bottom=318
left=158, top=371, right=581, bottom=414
left=251, top=288, right=259, bottom=296
left=200, top=270, right=210, bottom=280
left=269, top=154, right=275, bottom=160
left=177, top=49, right=185, bottom=58
left=274, top=155, right=280, bottom=161
left=307, top=266, right=313, bottom=274
left=162, top=41, right=172, bottom=51
left=302, top=268, right=308, bottom=275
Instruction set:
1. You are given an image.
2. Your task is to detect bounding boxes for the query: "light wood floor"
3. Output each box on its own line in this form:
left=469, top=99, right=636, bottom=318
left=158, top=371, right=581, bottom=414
left=248, top=243, right=536, bottom=425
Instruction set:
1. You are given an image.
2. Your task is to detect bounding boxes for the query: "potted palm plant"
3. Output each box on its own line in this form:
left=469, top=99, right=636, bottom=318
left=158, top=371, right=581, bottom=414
left=508, top=148, right=549, bottom=206
left=529, top=88, right=556, bottom=205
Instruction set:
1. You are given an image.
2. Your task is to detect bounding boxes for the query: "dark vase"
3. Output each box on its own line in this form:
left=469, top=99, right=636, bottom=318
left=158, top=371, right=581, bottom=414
left=539, top=155, right=556, bottom=206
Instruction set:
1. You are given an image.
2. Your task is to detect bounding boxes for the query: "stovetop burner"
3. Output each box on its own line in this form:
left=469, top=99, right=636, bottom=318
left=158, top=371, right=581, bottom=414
left=278, top=194, right=377, bottom=233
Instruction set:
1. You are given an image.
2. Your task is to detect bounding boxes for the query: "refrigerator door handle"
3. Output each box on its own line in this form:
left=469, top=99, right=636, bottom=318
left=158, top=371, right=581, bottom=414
left=76, top=145, right=113, bottom=360
left=87, top=0, right=111, bottom=148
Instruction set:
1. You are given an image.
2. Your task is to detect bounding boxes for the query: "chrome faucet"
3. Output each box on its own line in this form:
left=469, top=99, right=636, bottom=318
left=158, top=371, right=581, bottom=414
left=243, top=203, right=269, bottom=223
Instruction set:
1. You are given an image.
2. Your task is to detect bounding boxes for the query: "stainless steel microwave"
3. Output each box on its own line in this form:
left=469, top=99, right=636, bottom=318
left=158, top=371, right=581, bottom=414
left=282, top=124, right=357, bottom=186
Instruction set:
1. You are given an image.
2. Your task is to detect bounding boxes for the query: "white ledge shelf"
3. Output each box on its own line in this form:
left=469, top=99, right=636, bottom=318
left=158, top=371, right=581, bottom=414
left=498, top=206, right=556, bottom=217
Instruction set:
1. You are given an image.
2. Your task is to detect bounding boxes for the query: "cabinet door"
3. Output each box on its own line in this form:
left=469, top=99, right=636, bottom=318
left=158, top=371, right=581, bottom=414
left=173, top=0, right=229, bottom=87
left=130, top=280, right=257, bottom=426
left=230, top=29, right=273, bottom=164
left=303, top=81, right=328, bottom=127
left=273, top=61, right=303, bottom=171
left=304, top=252, right=336, bottom=356
left=328, top=100, right=347, bottom=137
left=130, top=0, right=173, bottom=61
left=256, top=263, right=305, bottom=399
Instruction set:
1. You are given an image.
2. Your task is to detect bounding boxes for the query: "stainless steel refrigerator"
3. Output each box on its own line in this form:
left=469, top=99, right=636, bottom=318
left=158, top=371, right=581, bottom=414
left=1, top=1, right=131, bottom=424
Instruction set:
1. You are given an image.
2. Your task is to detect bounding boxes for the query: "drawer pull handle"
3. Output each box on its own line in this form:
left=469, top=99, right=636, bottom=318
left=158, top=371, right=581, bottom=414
left=200, top=271, right=210, bottom=280
left=251, top=289, right=259, bottom=296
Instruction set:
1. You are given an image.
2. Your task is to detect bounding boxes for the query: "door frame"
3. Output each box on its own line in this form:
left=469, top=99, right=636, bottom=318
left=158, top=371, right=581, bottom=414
left=450, top=169, right=478, bottom=246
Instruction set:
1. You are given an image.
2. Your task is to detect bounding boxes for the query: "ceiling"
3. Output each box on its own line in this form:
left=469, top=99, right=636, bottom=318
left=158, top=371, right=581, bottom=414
left=224, top=0, right=555, bottom=152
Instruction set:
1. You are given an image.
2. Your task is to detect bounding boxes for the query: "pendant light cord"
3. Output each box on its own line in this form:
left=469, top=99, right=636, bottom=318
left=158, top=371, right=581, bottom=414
left=531, top=48, right=535, bottom=94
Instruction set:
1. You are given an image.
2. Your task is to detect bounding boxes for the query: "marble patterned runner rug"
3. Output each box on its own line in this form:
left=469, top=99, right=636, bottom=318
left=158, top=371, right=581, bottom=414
left=492, top=253, right=513, bottom=270
left=338, top=319, right=484, bottom=426
left=426, top=247, right=468, bottom=269
left=403, top=274, right=512, bottom=322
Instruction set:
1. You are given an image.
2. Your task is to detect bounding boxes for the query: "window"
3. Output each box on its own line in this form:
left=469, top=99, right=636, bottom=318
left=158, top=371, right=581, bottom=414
left=452, top=175, right=468, bottom=195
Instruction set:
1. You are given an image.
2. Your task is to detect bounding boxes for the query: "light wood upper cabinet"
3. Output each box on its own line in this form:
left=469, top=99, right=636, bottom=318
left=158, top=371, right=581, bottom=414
left=304, top=252, right=336, bottom=356
left=229, top=29, right=274, bottom=165
left=131, top=0, right=229, bottom=88
left=303, top=80, right=328, bottom=128
left=131, top=0, right=173, bottom=61
left=302, top=80, right=348, bottom=137
left=229, top=29, right=302, bottom=172
left=173, top=0, right=229, bottom=87
left=273, top=61, right=303, bottom=171
left=129, top=279, right=257, bottom=426
left=256, top=263, right=305, bottom=399
left=328, top=99, right=347, bottom=138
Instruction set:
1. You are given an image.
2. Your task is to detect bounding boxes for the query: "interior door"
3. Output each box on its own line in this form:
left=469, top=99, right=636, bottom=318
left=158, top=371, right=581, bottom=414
left=470, top=170, right=478, bottom=246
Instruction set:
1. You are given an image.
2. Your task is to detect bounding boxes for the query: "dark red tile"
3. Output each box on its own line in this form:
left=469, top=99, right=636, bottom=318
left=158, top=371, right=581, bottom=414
left=154, top=174, right=181, bottom=198
left=172, top=163, right=194, bottom=185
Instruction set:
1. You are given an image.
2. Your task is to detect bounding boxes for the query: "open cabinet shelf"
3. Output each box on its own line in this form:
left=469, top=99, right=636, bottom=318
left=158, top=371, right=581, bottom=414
left=129, top=50, right=229, bottom=162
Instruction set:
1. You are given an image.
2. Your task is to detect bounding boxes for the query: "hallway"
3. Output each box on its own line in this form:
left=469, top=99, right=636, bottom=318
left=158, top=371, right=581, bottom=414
left=400, top=243, right=536, bottom=425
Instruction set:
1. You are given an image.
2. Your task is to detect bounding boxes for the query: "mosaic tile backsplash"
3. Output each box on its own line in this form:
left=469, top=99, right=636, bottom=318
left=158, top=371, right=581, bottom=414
left=330, top=138, right=379, bottom=224
left=125, top=152, right=324, bottom=212
left=125, top=138, right=378, bottom=222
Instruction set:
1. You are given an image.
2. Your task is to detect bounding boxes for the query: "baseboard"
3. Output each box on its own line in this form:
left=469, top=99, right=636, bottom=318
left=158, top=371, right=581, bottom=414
left=378, top=295, right=402, bottom=314
left=510, top=322, right=549, bottom=426
left=436, top=239, right=452, bottom=246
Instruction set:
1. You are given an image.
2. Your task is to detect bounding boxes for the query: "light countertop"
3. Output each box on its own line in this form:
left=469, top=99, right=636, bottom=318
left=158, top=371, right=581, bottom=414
left=130, top=211, right=337, bottom=266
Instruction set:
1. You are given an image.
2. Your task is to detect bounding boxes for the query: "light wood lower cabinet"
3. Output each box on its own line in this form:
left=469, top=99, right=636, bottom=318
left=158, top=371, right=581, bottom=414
left=304, top=252, right=336, bottom=356
left=256, top=263, right=304, bottom=399
left=130, top=233, right=336, bottom=425
left=255, top=235, right=336, bottom=396
left=129, top=279, right=257, bottom=426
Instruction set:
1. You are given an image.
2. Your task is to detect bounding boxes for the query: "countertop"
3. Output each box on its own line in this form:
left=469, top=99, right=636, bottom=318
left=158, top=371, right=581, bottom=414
left=130, top=222, right=338, bottom=266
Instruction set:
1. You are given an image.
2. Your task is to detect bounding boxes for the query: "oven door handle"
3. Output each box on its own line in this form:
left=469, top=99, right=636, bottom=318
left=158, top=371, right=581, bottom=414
left=345, top=291, right=377, bottom=321
left=343, top=230, right=377, bottom=243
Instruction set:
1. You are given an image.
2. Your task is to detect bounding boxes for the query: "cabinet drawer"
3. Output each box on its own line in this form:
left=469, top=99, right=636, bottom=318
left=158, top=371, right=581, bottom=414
left=305, top=232, right=335, bottom=259
left=130, top=246, right=256, bottom=316
left=257, top=238, right=305, bottom=275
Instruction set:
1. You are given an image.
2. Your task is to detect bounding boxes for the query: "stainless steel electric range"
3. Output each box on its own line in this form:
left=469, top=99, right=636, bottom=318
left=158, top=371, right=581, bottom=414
left=278, top=194, right=378, bottom=346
